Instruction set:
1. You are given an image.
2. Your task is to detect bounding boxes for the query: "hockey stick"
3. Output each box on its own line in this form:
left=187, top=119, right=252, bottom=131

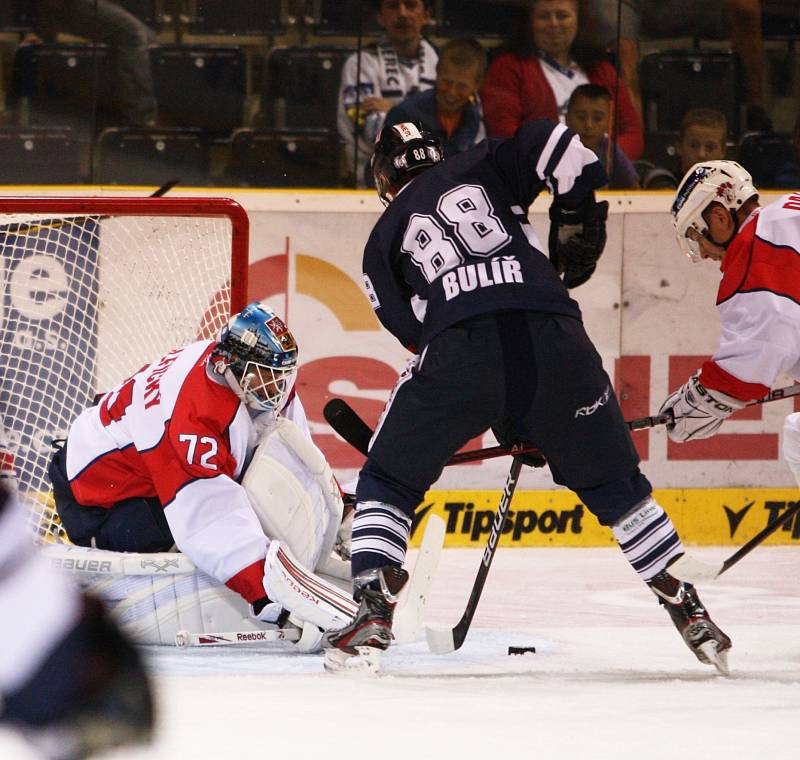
left=324, top=398, right=544, bottom=464
left=670, top=499, right=800, bottom=584
left=44, top=544, right=197, bottom=575
left=323, top=398, right=665, bottom=466
left=174, top=628, right=301, bottom=648
left=393, top=513, right=446, bottom=645
left=426, top=457, right=524, bottom=654
left=325, top=382, right=800, bottom=465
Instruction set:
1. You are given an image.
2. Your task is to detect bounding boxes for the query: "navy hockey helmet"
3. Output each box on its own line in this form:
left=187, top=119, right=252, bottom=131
left=212, top=302, right=298, bottom=413
left=371, top=122, right=443, bottom=206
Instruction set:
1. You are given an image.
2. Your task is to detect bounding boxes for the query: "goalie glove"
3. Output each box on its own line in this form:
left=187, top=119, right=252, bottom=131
left=548, top=198, right=609, bottom=288
left=659, top=372, right=746, bottom=442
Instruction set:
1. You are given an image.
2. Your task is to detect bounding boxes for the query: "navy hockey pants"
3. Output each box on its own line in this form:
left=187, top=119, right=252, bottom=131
left=49, top=445, right=174, bottom=553
left=356, top=311, right=652, bottom=526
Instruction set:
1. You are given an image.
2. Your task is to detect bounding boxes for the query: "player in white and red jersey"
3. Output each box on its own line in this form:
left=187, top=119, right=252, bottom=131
left=49, top=302, right=356, bottom=642
left=660, top=161, right=800, bottom=486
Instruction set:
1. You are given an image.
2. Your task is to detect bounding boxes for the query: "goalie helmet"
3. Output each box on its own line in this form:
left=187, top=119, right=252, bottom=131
left=671, top=160, right=757, bottom=263
left=371, top=122, right=443, bottom=206
left=212, top=302, right=298, bottom=413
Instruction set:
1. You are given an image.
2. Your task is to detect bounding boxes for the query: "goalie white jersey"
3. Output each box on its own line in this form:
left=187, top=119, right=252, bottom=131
left=699, top=194, right=800, bottom=400
left=64, top=339, right=310, bottom=604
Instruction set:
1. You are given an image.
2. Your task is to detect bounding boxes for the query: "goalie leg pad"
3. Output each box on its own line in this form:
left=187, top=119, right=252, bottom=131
left=242, top=417, right=343, bottom=570
left=783, top=413, right=800, bottom=487
left=263, top=541, right=357, bottom=632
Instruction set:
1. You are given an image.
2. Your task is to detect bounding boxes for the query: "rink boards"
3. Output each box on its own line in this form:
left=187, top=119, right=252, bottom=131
left=408, top=488, right=800, bottom=548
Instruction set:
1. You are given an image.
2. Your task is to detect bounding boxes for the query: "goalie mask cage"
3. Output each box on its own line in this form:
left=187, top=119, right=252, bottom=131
left=0, top=196, right=249, bottom=543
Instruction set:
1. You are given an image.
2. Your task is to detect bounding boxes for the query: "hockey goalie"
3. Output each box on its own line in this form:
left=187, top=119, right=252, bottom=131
left=44, top=302, right=356, bottom=650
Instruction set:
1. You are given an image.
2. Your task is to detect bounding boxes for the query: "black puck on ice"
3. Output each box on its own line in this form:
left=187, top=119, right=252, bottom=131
left=507, top=646, right=536, bottom=655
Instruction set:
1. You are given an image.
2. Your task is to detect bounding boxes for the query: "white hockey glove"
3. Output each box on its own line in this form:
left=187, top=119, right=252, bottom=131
left=659, top=372, right=746, bottom=442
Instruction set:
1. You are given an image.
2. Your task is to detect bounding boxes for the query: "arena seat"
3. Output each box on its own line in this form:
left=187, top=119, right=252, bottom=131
left=150, top=45, right=245, bottom=134
left=12, top=44, right=112, bottom=133
left=0, top=127, right=82, bottom=184
left=313, top=0, right=382, bottom=36
left=95, top=126, right=211, bottom=186
left=0, top=0, right=34, bottom=32
left=229, top=128, right=341, bottom=188
left=263, top=46, right=354, bottom=131
left=185, top=0, right=286, bottom=35
left=640, top=50, right=744, bottom=139
left=738, top=132, right=796, bottom=188
left=437, top=0, right=526, bottom=37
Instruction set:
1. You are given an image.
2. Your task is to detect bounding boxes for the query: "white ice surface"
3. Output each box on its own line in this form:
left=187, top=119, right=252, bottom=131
left=2, top=546, right=799, bottom=759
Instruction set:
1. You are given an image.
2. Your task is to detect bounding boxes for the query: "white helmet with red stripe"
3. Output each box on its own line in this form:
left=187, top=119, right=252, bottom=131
left=672, top=160, right=758, bottom=262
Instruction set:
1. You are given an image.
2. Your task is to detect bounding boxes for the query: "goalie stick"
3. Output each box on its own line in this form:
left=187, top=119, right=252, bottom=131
left=175, top=628, right=301, bottom=648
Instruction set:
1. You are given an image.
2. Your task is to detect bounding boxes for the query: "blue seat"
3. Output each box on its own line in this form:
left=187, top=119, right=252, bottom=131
left=313, top=0, right=382, bottom=35
left=186, top=0, right=286, bottom=35
left=264, top=46, right=354, bottom=131
left=437, top=0, right=526, bottom=37
left=150, top=45, right=246, bottom=134
left=12, top=44, right=113, bottom=134
left=641, top=50, right=744, bottom=138
left=229, top=128, right=341, bottom=188
left=96, top=126, right=211, bottom=186
left=115, top=0, right=159, bottom=27
left=738, top=132, right=797, bottom=189
left=0, top=127, right=82, bottom=184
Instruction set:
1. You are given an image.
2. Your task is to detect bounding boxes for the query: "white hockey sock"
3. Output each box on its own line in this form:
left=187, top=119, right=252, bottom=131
left=612, top=497, right=684, bottom=582
left=351, top=501, right=411, bottom=576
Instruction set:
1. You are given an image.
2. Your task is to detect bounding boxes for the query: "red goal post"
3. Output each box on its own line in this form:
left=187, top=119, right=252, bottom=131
left=0, top=196, right=250, bottom=542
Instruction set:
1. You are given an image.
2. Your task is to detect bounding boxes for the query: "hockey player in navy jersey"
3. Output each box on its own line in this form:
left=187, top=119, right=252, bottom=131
left=326, top=120, right=732, bottom=673
left=0, top=480, right=154, bottom=759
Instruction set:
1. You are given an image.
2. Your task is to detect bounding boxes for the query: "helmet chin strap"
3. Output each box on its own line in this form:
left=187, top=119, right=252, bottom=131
left=720, top=208, right=739, bottom=249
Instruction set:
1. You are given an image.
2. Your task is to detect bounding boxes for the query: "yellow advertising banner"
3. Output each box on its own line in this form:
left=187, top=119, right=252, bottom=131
left=407, top=488, right=800, bottom=548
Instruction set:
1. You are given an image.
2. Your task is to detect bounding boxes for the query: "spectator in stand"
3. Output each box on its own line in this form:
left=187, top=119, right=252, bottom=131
left=583, top=0, right=769, bottom=131
left=565, top=83, right=639, bottom=188
left=384, top=37, right=486, bottom=159
left=641, top=108, right=728, bottom=189
left=338, top=0, right=438, bottom=186
left=25, top=0, right=157, bottom=126
left=480, top=0, right=643, bottom=160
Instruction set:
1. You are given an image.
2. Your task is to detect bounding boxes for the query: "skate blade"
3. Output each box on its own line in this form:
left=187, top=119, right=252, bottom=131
left=323, top=646, right=382, bottom=675
left=698, top=640, right=730, bottom=677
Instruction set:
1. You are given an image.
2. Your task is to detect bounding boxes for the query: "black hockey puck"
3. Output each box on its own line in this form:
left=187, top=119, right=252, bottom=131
left=507, top=646, right=536, bottom=655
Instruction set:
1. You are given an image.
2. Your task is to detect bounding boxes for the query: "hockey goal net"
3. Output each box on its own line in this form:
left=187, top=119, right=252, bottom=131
left=0, top=196, right=249, bottom=543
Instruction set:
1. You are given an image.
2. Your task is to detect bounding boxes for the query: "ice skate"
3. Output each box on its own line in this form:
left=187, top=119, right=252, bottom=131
left=324, top=565, right=408, bottom=674
left=649, top=570, right=732, bottom=675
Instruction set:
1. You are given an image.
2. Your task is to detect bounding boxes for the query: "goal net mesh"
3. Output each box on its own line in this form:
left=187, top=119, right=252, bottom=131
left=0, top=201, right=247, bottom=543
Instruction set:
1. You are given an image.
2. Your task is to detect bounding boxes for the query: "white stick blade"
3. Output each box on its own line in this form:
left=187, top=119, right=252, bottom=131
left=394, top=514, right=445, bottom=645
left=668, top=553, right=722, bottom=585
left=425, top=625, right=456, bottom=654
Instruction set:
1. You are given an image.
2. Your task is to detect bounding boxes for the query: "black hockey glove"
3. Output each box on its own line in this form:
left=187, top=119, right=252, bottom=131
left=548, top=199, right=609, bottom=289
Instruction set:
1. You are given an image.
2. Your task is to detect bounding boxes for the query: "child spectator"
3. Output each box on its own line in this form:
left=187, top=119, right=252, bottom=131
left=384, top=37, right=486, bottom=158
left=566, top=83, right=639, bottom=188
left=677, top=108, right=728, bottom=173
left=640, top=108, right=728, bottom=189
